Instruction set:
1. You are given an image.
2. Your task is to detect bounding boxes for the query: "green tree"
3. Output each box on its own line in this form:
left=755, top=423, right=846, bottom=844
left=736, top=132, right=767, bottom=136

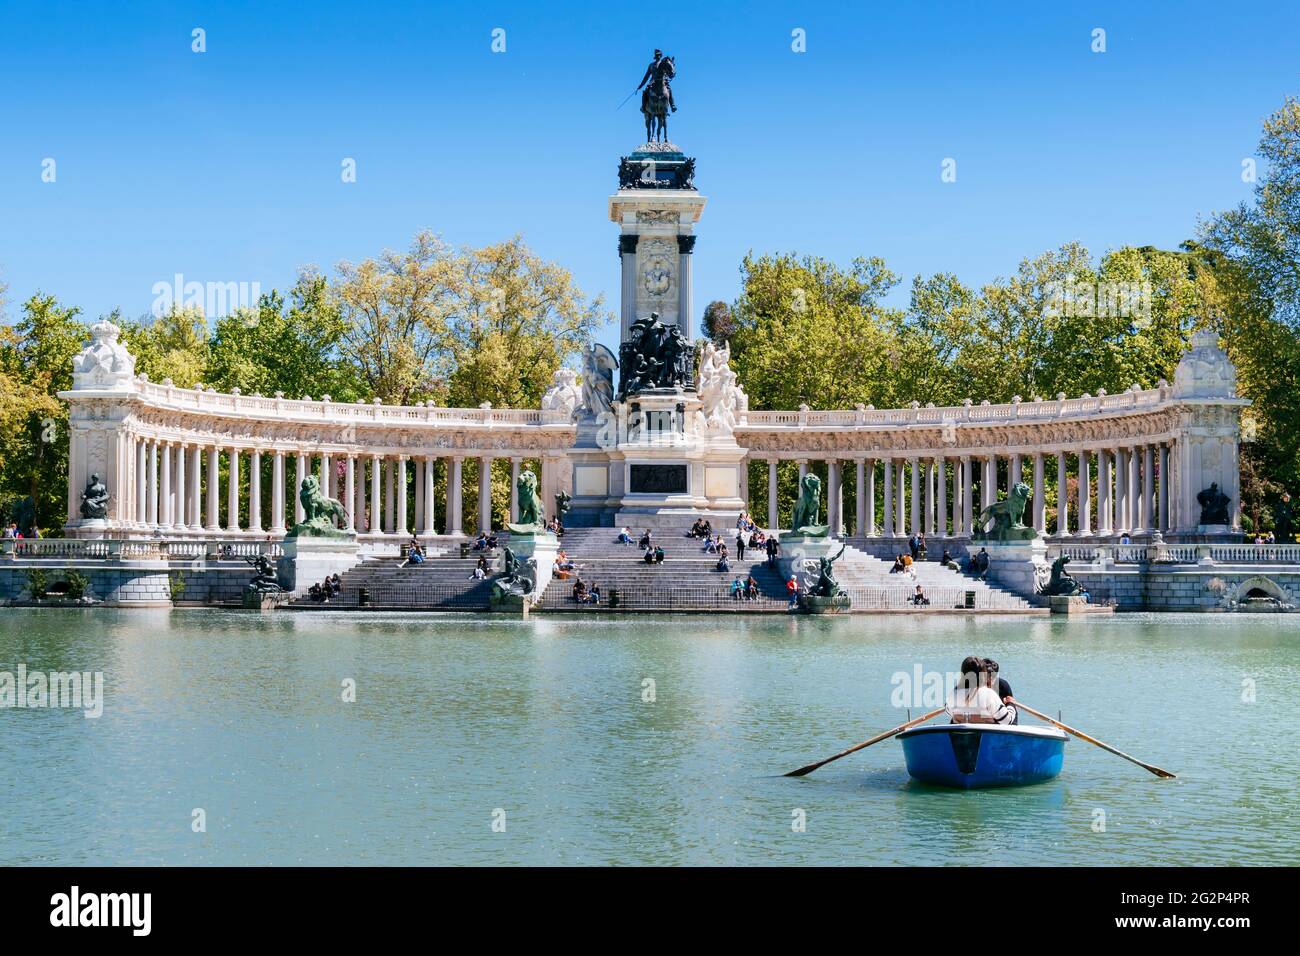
left=444, top=236, right=607, bottom=409
left=119, top=304, right=209, bottom=388
left=207, top=274, right=361, bottom=401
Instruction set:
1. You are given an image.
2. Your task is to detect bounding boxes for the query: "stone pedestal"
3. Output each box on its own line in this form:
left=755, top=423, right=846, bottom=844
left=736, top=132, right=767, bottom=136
left=277, top=535, right=360, bottom=596
left=490, top=530, right=559, bottom=611
left=65, top=518, right=110, bottom=540
left=1049, top=595, right=1113, bottom=615
left=776, top=535, right=838, bottom=582
left=973, top=537, right=1048, bottom=597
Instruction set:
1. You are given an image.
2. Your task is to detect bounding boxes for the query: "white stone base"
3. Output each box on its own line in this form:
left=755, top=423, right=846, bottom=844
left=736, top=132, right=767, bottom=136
left=972, top=537, right=1048, bottom=596
left=277, top=535, right=360, bottom=596
left=64, top=518, right=110, bottom=539
left=776, top=535, right=840, bottom=581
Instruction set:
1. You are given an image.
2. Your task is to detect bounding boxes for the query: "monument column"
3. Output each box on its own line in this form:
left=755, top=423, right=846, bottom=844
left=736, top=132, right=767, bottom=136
left=1158, top=443, right=1170, bottom=532
left=827, top=460, right=841, bottom=536
left=395, top=456, right=409, bottom=535
left=271, top=451, right=286, bottom=533
left=478, top=456, right=494, bottom=534
left=294, top=452, right=307, bottom=525
left=188, top=445, right=202, bottom=528
left=173, top=443, right=187, bottom=530
left=424, top=457, right=437, bottom=534
left=227, top=449, right=241, bottom=533
left=1056, top=450, right=1070, bottom=536
left=1097, top=449, right=1111, bottom=535
left=962, top=456, right=974, bottom=536
left=1032, top=453, right=1046, bottom=533
left=865, top=459, right=877, bottom=537
left=882, top=458, right=894, bottom=537
left=1142, top=445, right=1155, bottom=534
left=677, top=236, right=695, bottom=339
left=448, top=457, right=464, bottom=536
left=159, top=444, right=173, bottom=530
left=370, top=455, right=382, bottom=536
left=249, top=450, right=263, bottom=533
left=343, top=456, right=355, bottom=532
left=136, top=441, right=148, bottom=529
left=767, top=460, right=778, bottom=530
left=855, top=459, right=867, bottom=536
left=1127, top=445, right=1140, bottom=533
left=1079, top=449, right=1092, bottom=536
left=935, top=457, right=946, bottom=536
left=618, top=235, right=639, bottom=341
left=950, top=458, right=961, bottom=538
left=509, top=458, right=521, bottom=523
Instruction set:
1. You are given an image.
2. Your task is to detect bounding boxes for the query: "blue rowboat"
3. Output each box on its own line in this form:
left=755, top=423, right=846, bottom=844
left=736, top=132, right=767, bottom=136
left=896, top=723, right=1067, bottom=789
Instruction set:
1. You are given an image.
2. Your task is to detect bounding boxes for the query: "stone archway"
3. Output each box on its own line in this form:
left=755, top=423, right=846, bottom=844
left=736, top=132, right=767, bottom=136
left=1228, top=575, right=1293, bottom=606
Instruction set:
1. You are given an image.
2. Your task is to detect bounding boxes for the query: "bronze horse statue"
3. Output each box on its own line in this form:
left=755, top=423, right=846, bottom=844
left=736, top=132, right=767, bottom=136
left=641, top=55, right=675, bottom=143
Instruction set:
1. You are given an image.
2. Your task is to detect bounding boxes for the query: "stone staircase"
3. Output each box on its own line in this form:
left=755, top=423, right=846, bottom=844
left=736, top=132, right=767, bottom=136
left=289, top=543, right=501, bottom=610
left=534, top=525, right=1037, bottom=613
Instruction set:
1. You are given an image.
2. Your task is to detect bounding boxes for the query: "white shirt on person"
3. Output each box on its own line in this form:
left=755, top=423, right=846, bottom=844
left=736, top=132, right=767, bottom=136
left=946, top=684, right=1016, bottom=724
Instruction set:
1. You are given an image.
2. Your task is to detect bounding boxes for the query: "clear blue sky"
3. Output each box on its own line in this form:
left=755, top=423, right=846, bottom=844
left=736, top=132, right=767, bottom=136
left=2, top=1, right=1296, bottom=355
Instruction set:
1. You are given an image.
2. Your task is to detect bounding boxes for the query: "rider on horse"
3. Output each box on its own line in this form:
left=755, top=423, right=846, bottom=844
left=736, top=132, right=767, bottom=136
left=637, top=49, right=676, bottom=113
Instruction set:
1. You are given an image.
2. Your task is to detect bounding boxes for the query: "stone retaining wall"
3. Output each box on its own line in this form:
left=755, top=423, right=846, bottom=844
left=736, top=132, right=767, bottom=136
left=0, top=565, right=249, bottom=607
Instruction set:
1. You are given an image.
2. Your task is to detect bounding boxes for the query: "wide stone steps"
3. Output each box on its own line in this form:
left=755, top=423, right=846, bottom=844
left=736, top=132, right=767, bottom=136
left=290, top=549, right=500, bottom=609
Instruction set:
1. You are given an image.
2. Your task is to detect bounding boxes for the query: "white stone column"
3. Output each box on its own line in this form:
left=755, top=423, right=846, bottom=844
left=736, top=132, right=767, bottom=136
left=1142, top=445, right=1155, bottom=534
left=896, top=460, right=907, bottom=534
left=832, top=457, right=842, bottom=535
left=449, top=457, right=464, bottom=535
left=1032, top=453, right=1046, bottom=533
left=344, top=456, right=355, bottom=532
left=320, top=453, right=332, bottom=501
left=354, top=457, right=368, bottom=532
left=188, top=446, right=201, bottom=528
left=174, top=443, right=187, bottom=530
left=271, top=451, right=286, bottom=533
left=370, top=455, right=382, bottom=535
left=294, top=452, right=307, bottom=525
left=798, top=459, right=808, bottom=481
left=981, top=455, right=996, bottom=513
left=767, top=460, right=779, bottom=530
left=384, top=459, right=395, bottom=533
left=227, top=449, right=241, bottom=532
left=1097, top=450, right=1111, bottom=534
left=249, top=450, right=263, bottom=532
left=855, top=459, right=867, bottom=536
left=396, top=456, right=409, bottom=535
left=159, top=444, right=173, bottom=529
left=1127, top=446, right=1140, bottom=533
left=950, top=458, right=961, bottom=537
left=1055, top=450, right=1069, bottom=536
left=146, top=441, right=159, bottom=527
left=935, top=457, right=946, bottom=536
left=1079, top=449, right=1092, bottom=536
left=1158, top=444, right=1170, bottom=533
left=922, top=459, right=933, bottom=535
left=866, top=459, right=878, bottom=537
left=423, top=457, right=437, bottom=534
left=136, top=441, right=148, bottom=528
left=478, top=456, right=494, bottom=533
left=962, top=456, right=974, bottom=536
left=882, top=458, right=894, bottom=536
left=509, top=458, right=521, bottom=523
left=205, top=447, right=221, bottom=531
left=414, top=459, right=425, bottom=532
left=909, top=458, right=920, bottom=535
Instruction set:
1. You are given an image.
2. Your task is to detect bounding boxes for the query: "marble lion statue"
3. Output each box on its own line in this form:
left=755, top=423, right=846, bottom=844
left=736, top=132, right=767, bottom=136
left=975, top=481, right=1032, bottom=540
left=287, top=475, right=349, bottom=538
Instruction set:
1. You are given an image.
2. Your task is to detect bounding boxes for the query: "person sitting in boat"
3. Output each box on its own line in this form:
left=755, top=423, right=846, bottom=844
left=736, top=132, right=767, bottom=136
left=981, top=657, right=1018, bottom=725
left=946, top=656, right=1016, bottom=725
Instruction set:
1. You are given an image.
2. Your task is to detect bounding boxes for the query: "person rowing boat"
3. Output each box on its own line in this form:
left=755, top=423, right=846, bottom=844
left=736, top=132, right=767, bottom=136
left=946, top=656, right=1017, bottom=725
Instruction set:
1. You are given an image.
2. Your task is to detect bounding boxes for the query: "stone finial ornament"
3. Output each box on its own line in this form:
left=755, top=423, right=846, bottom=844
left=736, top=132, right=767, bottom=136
left=71, top=320, right=136, bottom=390
left=1173, top=330, right=1237, bottom=399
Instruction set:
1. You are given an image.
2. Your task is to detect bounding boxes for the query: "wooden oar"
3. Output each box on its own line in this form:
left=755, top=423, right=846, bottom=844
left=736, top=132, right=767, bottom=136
left=1014, top=700, right=1176, bottom=779
left=785, top=707, right=945, bottom=777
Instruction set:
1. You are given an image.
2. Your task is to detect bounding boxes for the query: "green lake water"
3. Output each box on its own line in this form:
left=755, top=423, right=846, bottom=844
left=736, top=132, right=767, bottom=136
left=0, top=609, right=1296, bottom=866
